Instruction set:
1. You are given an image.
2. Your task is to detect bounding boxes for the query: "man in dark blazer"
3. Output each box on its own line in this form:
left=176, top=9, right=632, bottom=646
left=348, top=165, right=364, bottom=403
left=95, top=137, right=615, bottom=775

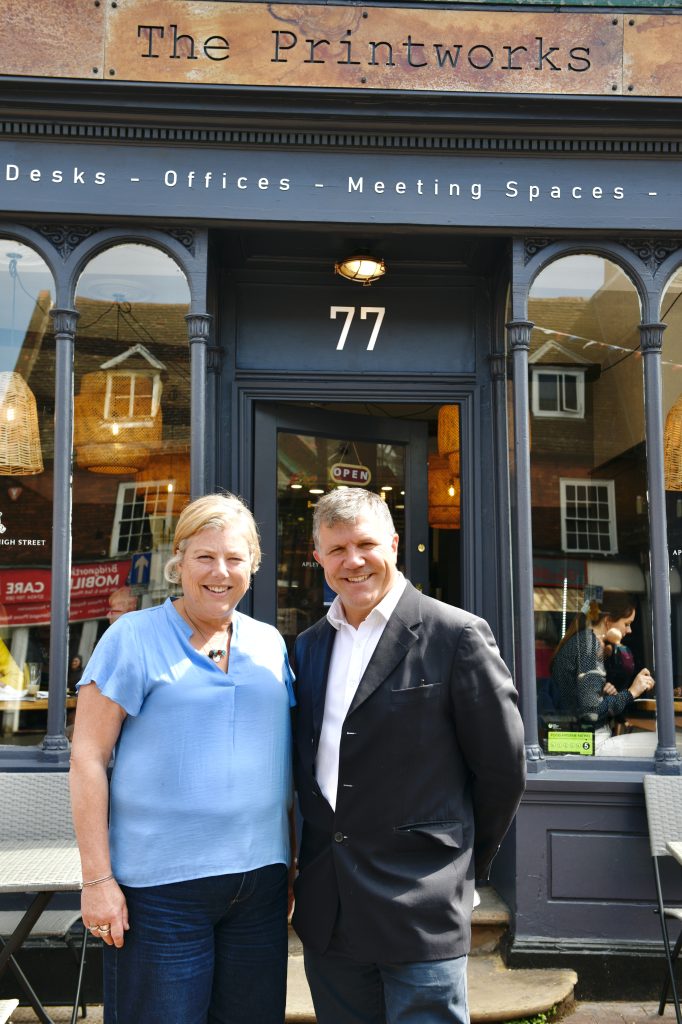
left=292, top=487, right=526, bottom=1024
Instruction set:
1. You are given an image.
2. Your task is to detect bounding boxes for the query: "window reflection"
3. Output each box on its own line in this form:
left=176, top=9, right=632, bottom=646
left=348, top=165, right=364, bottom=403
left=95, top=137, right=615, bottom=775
left=525, top=254, right=657, bottom=757
left=662, top=270, right=682, bottom=708
left=71, top=244, right=190, bottom=696
left=0, top=243, right=55, bottom=744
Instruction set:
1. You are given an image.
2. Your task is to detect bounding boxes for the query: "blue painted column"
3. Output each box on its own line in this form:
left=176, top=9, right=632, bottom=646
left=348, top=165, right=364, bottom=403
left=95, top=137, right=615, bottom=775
left=640, top=322, right=681, bottom=773
left=507, top=319, right=544, bottom=770
left=186, top=313, right=212, bottom=501
left=42, top=307, right=79, bottom=756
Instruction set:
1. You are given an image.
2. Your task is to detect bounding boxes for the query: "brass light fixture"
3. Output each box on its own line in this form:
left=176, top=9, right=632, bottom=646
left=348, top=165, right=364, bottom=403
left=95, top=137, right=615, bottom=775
left=334, top=254, right=386, bottom=287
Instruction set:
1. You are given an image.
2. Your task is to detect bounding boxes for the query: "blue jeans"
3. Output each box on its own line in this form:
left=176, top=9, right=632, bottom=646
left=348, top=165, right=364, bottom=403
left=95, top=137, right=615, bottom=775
left=304, top=946, right=469, bottom=1024
left=103, top=863, right=288, bottom=1024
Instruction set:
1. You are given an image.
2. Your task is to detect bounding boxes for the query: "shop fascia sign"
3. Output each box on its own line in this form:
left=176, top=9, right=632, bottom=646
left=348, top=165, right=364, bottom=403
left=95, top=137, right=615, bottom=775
left=1, top=0, right=681, bottom=98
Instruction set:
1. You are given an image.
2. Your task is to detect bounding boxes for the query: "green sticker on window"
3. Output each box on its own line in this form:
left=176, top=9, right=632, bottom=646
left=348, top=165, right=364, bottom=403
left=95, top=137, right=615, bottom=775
left=547, top=730, right=595, bottom=756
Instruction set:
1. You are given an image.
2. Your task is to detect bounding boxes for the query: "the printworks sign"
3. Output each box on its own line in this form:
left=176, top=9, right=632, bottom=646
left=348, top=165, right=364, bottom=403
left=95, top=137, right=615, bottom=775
left=4, top=138, right=682, bottom=230
left=2, top=0, right=682, bottom=98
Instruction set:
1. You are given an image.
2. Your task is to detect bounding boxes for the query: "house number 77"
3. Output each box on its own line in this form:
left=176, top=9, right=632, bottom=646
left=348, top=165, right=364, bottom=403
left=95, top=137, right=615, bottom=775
left=330, top=306, right=386, bottom=351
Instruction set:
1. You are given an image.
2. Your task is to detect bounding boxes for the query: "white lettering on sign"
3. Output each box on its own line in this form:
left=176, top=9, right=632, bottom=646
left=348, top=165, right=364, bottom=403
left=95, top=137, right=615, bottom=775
left=330, top=463, right=372, bottom=485
left=330, top=306, right=386, bottom=351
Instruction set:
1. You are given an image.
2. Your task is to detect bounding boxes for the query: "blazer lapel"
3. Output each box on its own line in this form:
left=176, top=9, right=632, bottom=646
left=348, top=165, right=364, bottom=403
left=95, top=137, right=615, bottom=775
left=347, top=582, right=423, bottom=716
left=309, top=621, right=336, bottom=739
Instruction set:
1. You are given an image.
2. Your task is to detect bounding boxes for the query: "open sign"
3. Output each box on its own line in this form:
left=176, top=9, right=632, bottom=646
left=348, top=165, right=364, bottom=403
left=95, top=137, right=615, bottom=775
left=329, top=463, right=372, bottom=486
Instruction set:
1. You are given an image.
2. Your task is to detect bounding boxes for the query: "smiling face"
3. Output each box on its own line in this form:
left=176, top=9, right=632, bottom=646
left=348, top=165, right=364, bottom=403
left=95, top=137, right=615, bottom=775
left=314, top=510, right=399, bottom=628
left=178, top=524, right=252, bottom=630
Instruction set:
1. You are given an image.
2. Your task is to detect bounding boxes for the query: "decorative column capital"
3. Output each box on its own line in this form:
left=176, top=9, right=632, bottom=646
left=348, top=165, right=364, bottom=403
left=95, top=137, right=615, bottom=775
left=185, top=312, right=212, bottom=345
left=489, top=352, right=507, bottom=381
left=49, top=307, right=80, bottom=337
left=639, top=322, right=667, bottom=353
left=506, top=320, right=534, bottom=352
left=207, top=346, right=222, bottom=374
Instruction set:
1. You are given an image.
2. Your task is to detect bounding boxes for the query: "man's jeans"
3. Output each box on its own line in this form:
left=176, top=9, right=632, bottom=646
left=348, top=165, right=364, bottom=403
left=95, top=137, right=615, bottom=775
left=103, top=863, right=288, bottom=1024
left=304, top=945, right=469, bottom=1024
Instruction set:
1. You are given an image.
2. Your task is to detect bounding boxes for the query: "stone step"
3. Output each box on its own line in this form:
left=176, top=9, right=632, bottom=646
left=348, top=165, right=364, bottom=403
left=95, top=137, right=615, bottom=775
left=471, top=886, right=511, bottom=955
left=286, top=929, right=577, bottom=1023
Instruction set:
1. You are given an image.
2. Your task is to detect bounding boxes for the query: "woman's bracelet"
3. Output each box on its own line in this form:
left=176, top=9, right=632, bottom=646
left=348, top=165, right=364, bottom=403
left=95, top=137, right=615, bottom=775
left=81, top=873, right=114, bottom=888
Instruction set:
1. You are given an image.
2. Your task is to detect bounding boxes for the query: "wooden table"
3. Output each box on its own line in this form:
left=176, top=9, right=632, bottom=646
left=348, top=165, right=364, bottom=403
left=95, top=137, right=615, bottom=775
left=0, top=696, right=76, bottom=712
left=628, top=699, right=682, bottom=732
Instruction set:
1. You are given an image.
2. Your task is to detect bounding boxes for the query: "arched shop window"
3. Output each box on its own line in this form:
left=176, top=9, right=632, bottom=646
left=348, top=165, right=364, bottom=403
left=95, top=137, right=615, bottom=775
left=661, top=269, right=682, bottom=713
left=527, top=254, right=656, bottom=758
left=69, top=244, right=190, bottom=720
left=0, top=243, right=56, bottom=745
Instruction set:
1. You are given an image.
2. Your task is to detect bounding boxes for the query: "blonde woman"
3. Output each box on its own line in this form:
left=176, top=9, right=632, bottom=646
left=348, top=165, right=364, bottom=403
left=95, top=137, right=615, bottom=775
left=70, top=493, right=294, bottom=1024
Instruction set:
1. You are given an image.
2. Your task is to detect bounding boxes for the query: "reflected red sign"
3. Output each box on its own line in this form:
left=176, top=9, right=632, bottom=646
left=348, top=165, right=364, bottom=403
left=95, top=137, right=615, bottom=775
left=0, top=560, right=132, bottom=627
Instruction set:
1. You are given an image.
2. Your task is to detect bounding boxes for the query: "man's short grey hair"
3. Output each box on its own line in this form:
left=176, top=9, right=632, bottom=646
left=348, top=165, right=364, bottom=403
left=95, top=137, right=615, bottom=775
left=313, top=488, right=396, bottom=549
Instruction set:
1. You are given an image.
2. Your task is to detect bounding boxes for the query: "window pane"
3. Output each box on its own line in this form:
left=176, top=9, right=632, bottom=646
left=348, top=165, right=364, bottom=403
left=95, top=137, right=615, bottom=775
left=71, top=244, right=190, bottom=712
left=523, top=254, right=655, bottom=758
left=662, top=270, right=682, bottom=730
left=0, top=243, right=56, bottom=746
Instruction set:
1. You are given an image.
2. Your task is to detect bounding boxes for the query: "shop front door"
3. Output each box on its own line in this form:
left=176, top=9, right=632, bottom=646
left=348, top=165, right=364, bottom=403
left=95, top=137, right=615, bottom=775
left=252, top=403, right=429, bottom=650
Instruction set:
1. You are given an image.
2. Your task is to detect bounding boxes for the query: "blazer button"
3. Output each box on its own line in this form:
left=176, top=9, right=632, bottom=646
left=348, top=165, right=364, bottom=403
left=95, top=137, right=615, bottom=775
left=333, top=831, right=345, bottom=843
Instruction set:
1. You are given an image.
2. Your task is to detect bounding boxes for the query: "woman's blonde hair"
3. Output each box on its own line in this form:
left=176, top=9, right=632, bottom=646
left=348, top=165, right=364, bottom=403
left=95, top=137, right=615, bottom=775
left=164, top=493, right=261, bottom=584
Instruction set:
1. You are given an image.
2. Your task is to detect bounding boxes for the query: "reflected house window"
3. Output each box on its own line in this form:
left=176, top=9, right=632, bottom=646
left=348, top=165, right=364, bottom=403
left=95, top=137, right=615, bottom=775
left=560, top=479, right=617, bottom=555
left=531, top=366, right=585, bottom=419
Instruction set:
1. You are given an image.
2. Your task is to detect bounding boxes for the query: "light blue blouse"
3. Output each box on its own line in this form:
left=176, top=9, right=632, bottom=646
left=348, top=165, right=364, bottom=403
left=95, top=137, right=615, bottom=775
left=78, top=598, right=295, bottom=887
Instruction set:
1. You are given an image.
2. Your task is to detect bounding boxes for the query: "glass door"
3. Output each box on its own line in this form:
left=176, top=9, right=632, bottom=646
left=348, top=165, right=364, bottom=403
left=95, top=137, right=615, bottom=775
left=252, top=404, right=429, bottom=649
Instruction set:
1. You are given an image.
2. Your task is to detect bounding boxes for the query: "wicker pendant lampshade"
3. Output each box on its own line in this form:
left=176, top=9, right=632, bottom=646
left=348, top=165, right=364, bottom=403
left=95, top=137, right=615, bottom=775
left=0, top=371, right=43, bottom=475
left=74, top=347, right=164, bottom=474
left=665, top=395, right=682, bottom=490
left=437, top=404, right=460, bottom=457
left=136, top=446, right=190, bottom=516
left=428, top=453, right=460, bottom=530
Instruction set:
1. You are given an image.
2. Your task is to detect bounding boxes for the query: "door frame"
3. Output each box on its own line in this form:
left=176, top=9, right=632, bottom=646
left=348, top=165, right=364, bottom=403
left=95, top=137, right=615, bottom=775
left=233, top=377, right=480, bottom=620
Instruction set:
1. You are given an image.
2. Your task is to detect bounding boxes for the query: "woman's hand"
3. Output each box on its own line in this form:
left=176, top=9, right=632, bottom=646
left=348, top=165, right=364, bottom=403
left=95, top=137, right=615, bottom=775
left=604, top=626, right=624, bottom=646
left=602, top=682, right=618, bottom=696
left=629, top=668, right=655, bottom=699
left=82, top=878, right=129, bottom=948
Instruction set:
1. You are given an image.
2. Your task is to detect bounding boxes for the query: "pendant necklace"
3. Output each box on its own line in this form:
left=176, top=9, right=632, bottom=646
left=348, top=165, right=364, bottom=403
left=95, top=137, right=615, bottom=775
left=183, top=607, right=232, bottom=664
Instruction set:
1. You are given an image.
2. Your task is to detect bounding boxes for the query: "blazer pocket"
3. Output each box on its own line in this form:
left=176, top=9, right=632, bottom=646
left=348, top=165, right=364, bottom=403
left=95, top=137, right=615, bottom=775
left=390, top=681, right=443, bottom=703
left=394, top=819, right=463, bottom=848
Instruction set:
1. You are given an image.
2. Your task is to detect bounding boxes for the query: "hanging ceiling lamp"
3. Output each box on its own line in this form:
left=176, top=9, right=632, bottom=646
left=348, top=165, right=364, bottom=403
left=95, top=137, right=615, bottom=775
left=334, top=253, right=386, bottom=287
left=0, top=371, right=43, bottom=476
left=74, top=341, right=164, bottom=475
left=427, top=453, right=460, bottom=530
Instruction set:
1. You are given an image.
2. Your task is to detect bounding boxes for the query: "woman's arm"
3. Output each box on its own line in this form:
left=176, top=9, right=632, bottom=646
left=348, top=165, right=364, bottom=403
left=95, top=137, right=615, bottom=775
left=69, top=683, right=128, bottom=948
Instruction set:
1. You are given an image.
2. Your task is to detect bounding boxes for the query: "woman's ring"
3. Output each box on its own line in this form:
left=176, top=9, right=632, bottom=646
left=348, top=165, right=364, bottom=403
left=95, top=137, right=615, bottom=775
left=98, top=924, right=111, bottom=934
left=89, top=926, right=101, bottom=933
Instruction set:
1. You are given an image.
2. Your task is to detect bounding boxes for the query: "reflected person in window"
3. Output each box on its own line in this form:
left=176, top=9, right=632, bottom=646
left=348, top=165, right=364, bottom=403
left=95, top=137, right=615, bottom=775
left=69, top=493, right=295, bottom=1024
left=550, top=592, right=654, bottom=750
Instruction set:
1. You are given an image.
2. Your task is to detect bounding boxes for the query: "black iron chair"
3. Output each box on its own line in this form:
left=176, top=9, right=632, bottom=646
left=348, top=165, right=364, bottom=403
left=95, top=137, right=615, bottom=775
left=643, top=774, right=682, bottom=1024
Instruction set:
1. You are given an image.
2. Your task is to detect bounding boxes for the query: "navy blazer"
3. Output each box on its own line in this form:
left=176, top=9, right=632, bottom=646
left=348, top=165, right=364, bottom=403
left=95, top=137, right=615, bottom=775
left=291, top=581, right=526, bottom=962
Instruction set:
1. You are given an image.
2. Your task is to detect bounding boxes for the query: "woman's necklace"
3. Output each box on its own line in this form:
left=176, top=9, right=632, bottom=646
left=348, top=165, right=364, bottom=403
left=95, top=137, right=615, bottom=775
left=182, top=607, right=233, bottom=663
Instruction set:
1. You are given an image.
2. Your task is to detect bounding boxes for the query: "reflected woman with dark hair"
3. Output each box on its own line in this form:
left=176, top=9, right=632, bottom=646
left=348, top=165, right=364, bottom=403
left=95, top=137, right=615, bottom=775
left=551, top=591, right=655, bottom=750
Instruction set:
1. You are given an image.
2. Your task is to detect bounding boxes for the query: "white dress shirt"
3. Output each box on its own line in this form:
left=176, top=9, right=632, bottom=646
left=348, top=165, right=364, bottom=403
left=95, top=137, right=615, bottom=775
left=315, top=572, right=407, bottom=809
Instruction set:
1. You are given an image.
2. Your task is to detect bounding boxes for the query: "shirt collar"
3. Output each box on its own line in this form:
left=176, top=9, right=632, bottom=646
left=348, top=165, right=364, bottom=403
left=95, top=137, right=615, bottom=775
left=326, top=572, right=407, bottom=631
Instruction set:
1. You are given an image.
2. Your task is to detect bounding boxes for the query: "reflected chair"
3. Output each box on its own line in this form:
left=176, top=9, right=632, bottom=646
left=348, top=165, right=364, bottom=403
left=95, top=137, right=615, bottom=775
left=643, top=774, right=682, bottom=1024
